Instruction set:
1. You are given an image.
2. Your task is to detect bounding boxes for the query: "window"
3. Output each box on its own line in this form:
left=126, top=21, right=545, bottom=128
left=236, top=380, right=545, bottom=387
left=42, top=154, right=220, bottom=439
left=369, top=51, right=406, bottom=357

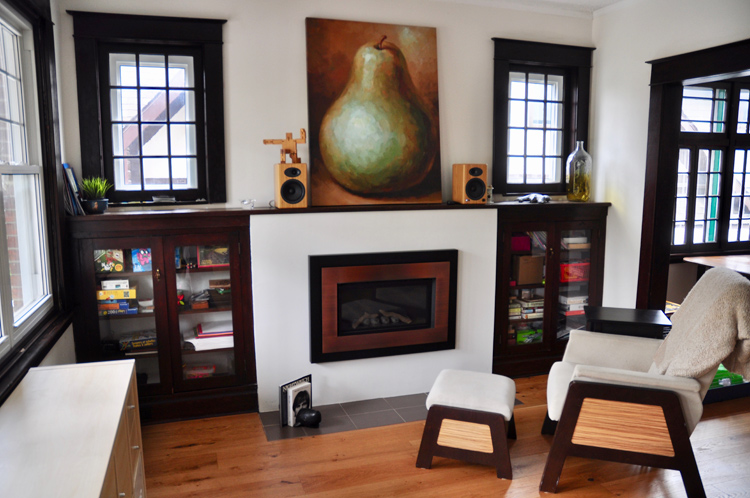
left=492, top=38, right=594, bottom=195
left=670, top=82, right=750, bottom=254
left=70, top=12, right=227, bottom=205
left=0, top=2, right=53, bottom=359
left=638, top=38, right=750, bottom=308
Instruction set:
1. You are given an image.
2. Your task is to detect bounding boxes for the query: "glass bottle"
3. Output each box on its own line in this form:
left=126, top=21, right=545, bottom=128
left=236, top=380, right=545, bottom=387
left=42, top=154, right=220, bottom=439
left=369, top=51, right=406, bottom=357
left=566, top=141, right=592, bottom=202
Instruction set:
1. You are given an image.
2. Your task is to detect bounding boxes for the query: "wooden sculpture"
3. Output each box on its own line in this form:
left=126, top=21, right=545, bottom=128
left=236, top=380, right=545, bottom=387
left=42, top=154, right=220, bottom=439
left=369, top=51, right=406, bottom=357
left=263, top=128, right=306, bottom=163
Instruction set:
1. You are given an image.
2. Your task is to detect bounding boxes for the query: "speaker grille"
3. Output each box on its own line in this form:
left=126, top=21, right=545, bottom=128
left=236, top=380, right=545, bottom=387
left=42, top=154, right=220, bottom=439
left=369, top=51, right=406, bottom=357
left=465, top=178, right=486, bottom=200
left=280, top=179, right=306, bottom=204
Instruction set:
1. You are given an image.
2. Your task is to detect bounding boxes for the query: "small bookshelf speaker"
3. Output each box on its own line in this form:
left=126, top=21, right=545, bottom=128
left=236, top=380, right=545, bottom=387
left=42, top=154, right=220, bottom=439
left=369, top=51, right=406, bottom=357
left=274, top=163, right=308, bottom=209
left=452, top=163, right=487, bottom=204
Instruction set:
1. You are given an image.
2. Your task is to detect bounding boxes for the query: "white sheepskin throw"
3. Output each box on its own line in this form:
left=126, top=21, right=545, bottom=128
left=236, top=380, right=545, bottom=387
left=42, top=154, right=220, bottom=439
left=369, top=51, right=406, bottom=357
left=652, top=267, right=750, bottom=381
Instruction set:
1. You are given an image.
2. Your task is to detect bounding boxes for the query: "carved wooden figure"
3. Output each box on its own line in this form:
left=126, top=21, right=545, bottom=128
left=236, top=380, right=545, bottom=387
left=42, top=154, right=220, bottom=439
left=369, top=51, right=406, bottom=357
left=263, top=128, right=306, bottom=163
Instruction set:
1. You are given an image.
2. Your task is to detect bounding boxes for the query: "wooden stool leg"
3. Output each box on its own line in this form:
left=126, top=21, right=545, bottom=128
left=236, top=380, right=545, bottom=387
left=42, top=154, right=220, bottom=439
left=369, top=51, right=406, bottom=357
left=416, top=407, right=443, bottom=470
left=491, top=417, right=512, bottom=479
left=507, top=415, right=517, bottom=440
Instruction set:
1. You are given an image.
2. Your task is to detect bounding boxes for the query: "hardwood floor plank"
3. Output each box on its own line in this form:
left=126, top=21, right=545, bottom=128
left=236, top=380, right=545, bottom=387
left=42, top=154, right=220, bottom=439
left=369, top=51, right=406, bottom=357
left=142, top=376, right=750, bottom=497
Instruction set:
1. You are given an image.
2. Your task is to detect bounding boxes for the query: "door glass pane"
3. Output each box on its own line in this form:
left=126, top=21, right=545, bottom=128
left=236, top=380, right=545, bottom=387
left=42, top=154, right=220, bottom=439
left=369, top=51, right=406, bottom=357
left=176, top=244, right=235, bottom=381
left=558, top=229, right=591, bottom=342
left=94, top=247, right=160, bottom=389
left=508, top=231, right=546, bottom=347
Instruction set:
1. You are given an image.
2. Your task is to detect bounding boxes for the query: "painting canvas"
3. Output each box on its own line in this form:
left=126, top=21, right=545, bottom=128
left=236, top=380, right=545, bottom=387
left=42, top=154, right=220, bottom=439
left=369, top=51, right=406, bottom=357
left=306, top=18, right=441, bottom=206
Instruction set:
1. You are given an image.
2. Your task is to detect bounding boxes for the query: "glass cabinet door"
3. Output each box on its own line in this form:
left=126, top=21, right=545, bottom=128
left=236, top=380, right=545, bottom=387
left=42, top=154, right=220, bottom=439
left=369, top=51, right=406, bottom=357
left=507, top=230, right=547, bottom=347
left=169, top=234, right=242, bottom=390
left=557, top=228, right=592, bottom=342
left=91, top=240, right=168, bottom=394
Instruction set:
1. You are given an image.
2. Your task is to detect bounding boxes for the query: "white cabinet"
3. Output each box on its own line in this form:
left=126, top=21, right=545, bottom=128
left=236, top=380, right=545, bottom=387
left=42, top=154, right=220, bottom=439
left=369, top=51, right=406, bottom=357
left=0, top=360, right=146, bottom=498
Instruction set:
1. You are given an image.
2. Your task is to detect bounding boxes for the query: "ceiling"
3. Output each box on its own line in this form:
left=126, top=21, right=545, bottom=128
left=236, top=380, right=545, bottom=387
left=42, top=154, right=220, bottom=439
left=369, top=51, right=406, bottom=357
left=432, top=0, right=627, bottom=16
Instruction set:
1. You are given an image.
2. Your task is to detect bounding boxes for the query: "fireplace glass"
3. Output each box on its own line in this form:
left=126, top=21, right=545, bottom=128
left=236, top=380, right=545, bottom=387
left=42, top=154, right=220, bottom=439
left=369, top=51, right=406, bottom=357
left=338, top=278, right=434, bottom=336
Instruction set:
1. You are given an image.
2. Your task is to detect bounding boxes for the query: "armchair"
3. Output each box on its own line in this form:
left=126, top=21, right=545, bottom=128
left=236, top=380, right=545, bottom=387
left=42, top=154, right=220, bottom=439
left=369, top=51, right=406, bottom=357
left=539, top=267, right=750, bottom=497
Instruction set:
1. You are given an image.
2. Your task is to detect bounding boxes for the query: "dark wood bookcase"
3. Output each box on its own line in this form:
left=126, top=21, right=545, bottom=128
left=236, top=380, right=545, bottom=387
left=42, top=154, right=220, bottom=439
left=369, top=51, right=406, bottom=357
left=492, top=202, right=610, bottom=377
left=68, top=210, right=256, bottom=423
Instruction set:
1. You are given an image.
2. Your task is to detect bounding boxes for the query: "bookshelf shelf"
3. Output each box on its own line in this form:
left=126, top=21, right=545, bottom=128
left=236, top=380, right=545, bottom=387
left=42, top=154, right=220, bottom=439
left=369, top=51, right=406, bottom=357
left=493, top=203, right=609, bottom=377
left=69, top=213, right=257, bottom=422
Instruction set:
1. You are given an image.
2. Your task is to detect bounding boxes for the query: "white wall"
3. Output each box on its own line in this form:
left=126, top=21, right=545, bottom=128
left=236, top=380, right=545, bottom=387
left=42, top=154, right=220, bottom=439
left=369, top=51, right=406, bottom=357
left=51, top=0, right=750, bottom=409
left=591, top=0, right=750, bottom=307
left=53, top=0, right=592, bottom=410
left=251, top=209, right=497, bottom=411
left=39, top=326, right=77, bottom=367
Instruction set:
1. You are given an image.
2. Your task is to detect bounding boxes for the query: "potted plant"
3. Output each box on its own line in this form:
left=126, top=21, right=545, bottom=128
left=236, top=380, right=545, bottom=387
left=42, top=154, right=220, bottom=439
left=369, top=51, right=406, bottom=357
left=80, top=176, right=113, bottom=214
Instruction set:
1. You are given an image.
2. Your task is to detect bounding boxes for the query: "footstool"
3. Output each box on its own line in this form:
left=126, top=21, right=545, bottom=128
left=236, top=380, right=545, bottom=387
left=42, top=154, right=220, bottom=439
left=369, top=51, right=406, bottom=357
left=416, top=369, right=516, bottom=479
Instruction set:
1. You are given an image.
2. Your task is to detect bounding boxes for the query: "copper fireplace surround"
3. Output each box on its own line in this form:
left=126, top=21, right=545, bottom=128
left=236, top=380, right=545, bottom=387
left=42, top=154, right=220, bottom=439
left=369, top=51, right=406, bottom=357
left=309, top=250, right=458, bottom=362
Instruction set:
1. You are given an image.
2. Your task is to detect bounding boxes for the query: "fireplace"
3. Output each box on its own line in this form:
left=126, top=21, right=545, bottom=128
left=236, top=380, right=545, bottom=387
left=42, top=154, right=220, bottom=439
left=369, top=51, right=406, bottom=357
left=309, top=250, right=458, bottom=362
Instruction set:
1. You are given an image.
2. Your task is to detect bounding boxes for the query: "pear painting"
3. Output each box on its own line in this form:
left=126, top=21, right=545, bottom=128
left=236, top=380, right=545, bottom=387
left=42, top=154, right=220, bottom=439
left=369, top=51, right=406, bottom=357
left=306, top=18, right=441, bottom=206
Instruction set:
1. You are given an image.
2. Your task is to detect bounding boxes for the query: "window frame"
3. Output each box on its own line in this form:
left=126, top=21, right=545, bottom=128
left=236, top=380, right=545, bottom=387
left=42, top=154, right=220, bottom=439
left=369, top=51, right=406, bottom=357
left=69, top=11, right=227, bottom=205
left=492, top=38, right=594, bottom=196
left=669, top=80, right=750, bottom=256
left=0, top=0, right=69, bottom=401
left=637, top=38, right=750, bottom=309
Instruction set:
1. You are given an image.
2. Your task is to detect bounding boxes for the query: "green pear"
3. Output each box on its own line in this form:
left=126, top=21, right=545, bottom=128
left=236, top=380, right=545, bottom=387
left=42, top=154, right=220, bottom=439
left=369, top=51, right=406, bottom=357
left=319, top=36, right=436, bottom=194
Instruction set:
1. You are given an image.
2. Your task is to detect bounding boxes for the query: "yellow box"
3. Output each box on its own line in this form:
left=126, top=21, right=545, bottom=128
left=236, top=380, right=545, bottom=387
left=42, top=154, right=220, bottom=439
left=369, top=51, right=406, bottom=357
left=96, top=286, right=137, bottom=300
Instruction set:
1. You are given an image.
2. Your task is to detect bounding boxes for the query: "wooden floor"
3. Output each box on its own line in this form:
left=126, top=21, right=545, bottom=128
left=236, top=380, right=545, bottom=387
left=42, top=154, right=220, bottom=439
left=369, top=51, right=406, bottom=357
left=142, top=376, right=750, bottom=497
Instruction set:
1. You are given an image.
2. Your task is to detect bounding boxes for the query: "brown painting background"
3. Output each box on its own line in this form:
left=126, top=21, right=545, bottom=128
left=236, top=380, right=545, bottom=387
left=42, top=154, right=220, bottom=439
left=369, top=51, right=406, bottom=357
left=305, top=18, right=441, bottom=206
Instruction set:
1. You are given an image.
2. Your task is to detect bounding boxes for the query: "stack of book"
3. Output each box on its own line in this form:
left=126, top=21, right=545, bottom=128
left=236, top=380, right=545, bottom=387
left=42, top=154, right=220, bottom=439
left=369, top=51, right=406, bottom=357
left=97, top=282, right=138, bottom=316
left=518, top=296, right=544, bottom=319
left=509, top=298, right=521, bottom=319
left=559, top=291, right=588, bottom=316
left=184, top=320, right=234, bottom=351
left=561, top=236, right=591, bottom=250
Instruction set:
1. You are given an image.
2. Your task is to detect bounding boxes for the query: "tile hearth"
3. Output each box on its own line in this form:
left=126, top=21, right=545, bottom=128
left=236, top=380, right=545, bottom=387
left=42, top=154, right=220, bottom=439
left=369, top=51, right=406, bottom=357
left=260, top=393, right=524, bottom=441
left=260, top=393, right=429, bottom=441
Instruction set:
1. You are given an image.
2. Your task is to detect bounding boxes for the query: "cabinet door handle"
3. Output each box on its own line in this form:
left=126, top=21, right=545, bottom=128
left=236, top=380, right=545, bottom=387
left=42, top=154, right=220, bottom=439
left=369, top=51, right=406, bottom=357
left=119, top=493, right=126, bottom=497
left=155, top=268, right=161, bottom=281
left=128, top=404, right=136, bottom=410
left=132, top=445, right=140, bottom=450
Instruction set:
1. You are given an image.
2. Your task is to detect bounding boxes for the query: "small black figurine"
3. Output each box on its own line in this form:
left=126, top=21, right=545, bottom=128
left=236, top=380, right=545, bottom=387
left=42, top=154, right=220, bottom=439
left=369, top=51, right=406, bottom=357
left=296, top=408, right=322, bottom=428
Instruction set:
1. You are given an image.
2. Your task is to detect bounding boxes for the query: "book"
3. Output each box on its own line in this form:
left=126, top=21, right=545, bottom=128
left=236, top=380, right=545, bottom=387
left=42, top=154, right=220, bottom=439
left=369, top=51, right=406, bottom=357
left=209, top=279, right=231, bottom=289
left=119, top=330, right=157, bottom=351
left=560, top=302, right=586, bottom=312
left=279, top=375, right=312, bottom=427
left=562, top=309, right=586, bottom=316
left=184, top=334, right=233, bottom=351
left=94, top=249, right=125, bottom=273
left=518, top=297, right=545, bottom=308
left=184, top=365, right=216, bottom=379
left=99, top=307, right=138, bottom=316
left=131, top=248, right=152, bottom=272
left=97, top=300, right=132, bottom=311
left=521, top=311, right=544, bottom=319
left=63, top=163, right=86, bottom=216
left=101, top=279, right=129, bottom=290
left=96, top=285, right=136, bottom=300
left=196, top=320, right=233, bottom=336
left=559, top=293, right=588, bottom=305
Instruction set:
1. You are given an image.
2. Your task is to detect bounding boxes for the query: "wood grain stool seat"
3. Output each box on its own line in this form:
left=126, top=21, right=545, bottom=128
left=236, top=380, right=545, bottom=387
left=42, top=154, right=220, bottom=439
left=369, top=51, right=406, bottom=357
left=416, top=369, right=516, bottom=479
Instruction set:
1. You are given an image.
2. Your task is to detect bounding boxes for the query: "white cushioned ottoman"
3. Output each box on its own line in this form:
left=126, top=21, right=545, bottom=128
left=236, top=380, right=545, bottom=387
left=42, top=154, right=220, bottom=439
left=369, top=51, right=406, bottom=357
left=416, top=369, right=516, bottom=479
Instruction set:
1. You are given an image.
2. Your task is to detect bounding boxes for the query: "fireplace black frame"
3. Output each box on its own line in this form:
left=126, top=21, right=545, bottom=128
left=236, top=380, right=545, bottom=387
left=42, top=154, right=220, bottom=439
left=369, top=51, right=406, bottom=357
left=309, top=250, right=458, bottom=363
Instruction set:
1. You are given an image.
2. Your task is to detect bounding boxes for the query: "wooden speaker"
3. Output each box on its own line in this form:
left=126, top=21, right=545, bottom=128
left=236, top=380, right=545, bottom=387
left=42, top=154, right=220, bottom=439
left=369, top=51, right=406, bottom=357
left=452, top=164, right=487, bottom=204
left=274, top=163, right=308, bottom=209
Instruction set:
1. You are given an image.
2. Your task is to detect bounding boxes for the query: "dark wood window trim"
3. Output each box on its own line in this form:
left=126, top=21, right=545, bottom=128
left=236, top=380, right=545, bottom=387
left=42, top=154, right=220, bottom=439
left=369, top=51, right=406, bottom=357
left=69, top=11, right=227, bottom=205
left=492, top=38, right=594, bottom=195
left=0, top=0, right=71, bottom=404
left=637, top=38, right=750, bottom=309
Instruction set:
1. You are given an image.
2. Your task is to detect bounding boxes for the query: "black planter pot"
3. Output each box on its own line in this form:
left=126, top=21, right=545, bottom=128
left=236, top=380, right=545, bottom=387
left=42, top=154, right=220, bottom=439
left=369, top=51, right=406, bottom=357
left=81, top=198, right=109, bottom=214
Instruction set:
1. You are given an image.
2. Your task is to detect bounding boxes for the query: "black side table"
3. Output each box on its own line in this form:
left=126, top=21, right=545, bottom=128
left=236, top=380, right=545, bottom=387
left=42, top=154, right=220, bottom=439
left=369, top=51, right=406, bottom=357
left=584, top=306, right=671, bottom=339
